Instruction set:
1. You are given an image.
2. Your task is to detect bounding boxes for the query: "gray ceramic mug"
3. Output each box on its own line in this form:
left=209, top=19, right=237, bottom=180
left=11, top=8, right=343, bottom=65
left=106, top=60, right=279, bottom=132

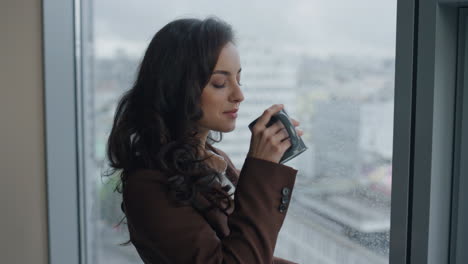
left=248, top=108, right=308, bottom=164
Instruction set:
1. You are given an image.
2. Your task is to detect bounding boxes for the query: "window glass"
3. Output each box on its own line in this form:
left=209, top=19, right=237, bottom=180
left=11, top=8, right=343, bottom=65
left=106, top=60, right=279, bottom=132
left=79, top=1, right=396, bottom=263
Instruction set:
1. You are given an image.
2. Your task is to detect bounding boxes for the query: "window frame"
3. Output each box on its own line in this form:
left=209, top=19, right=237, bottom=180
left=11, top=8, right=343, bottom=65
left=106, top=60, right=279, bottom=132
left=43, top=0, right=82, bottom=263
left=450, top=7, right=468, bottom=264
left=407, top=1, right=458, bottom=263
left=42, top=0, right=467, bottom=263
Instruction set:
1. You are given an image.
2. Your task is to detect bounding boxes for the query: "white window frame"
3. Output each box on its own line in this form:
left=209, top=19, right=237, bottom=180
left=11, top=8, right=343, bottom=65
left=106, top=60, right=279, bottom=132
left=43, top=0, right=81, bottom=263
left=42, top=0, right=468, bottom=263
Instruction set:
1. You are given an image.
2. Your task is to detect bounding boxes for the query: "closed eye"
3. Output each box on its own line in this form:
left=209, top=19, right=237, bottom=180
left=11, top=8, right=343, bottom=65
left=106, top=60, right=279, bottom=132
left=213, top=83, right=226, bottom=88
left=213, top=81, right=242, bottom=88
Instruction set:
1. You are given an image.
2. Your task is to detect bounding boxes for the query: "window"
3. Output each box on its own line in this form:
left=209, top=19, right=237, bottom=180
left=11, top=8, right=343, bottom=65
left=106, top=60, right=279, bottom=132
left=79, top=1, right=396, bottom=263
left=42, top=0, right=466, bottom=263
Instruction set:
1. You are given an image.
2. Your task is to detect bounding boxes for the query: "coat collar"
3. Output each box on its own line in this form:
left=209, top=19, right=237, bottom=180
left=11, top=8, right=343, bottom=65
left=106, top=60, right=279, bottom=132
left=205, top=143, right=239, bottom=186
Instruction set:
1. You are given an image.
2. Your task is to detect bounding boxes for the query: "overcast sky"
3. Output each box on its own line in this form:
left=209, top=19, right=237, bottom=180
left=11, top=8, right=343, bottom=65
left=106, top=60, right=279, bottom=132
left=92, top=0, right=397, bottom=59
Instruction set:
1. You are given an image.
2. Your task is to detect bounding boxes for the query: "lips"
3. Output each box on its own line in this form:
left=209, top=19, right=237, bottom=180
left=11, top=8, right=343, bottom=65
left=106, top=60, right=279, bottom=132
left=223, top=109, right=239, bottom=113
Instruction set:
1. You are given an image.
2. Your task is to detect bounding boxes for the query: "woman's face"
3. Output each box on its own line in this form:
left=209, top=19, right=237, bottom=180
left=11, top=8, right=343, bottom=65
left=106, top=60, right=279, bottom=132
left=198, top=42, right=245, bottom=133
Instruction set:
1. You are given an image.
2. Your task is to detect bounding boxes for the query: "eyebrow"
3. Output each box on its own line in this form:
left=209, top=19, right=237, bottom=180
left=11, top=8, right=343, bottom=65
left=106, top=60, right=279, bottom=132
left=212, top=68, right=242, bottom=76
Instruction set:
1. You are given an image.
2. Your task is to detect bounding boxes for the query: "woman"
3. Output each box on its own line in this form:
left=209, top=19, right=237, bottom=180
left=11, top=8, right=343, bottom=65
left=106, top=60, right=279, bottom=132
left=106, top=16, right=304, bottom=264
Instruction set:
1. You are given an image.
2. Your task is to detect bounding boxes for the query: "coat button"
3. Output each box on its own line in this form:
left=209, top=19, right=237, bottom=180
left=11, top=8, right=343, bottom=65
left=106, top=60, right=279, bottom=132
left=279, top=204, right=287, bottom=213
left=281, top=196, right=290, bottom=204
left=281, top=187, right=290, bottom=196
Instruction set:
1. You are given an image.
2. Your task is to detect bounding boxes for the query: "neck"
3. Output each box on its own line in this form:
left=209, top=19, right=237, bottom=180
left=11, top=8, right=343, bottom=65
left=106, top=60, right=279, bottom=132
left=195, top=128, right=210, bottom=153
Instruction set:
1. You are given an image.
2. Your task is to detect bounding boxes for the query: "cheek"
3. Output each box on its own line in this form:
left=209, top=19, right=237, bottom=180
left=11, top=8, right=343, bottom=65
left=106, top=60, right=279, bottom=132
left=201, top=90, right=224, bottom=110
left=200, top=87, right=229, bottom=119
left=200, top=96, right=218, bottom=118
left=204, top=102, right=222, bottom=119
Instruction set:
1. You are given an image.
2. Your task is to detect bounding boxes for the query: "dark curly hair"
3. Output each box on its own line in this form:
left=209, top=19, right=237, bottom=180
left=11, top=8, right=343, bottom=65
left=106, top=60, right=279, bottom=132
left=103, top=16, right=237, bottom=246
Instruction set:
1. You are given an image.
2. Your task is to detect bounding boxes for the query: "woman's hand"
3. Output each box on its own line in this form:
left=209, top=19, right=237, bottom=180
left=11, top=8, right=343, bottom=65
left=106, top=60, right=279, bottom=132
left=247, top=104, right=304, bottom=164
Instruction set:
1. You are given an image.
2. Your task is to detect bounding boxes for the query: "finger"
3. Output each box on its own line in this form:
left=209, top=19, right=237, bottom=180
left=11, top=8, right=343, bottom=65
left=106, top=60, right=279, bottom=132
left=280, top=137, right=292, bottom=149
left=296, top=127, right=304, bottom=136
left=255, top=104, right=284, bottom=129
left=291, top=118, right=300, bottom=126
left=269, top=120, right=285, bottom=134
left=274, top=126, right=303, bottom=143
left=276, top=127, right=303, bottom=139
left=278, top=127, right=303, bottom=139
left=275, top=128, right=290, bottom=142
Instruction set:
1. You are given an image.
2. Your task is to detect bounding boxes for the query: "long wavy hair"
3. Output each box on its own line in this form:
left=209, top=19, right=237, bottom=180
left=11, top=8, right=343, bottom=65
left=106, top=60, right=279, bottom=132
left=103, top=17, right=237, bottom=246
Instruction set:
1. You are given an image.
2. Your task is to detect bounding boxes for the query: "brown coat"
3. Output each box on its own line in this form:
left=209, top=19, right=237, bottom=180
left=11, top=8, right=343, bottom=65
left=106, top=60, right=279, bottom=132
left=122, top=144, right=299, bottom=264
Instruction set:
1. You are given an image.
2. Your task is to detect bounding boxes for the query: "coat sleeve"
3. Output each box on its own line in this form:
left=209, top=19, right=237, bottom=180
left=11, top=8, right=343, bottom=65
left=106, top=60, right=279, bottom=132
left=123, top=156, right=298, bottom=264
left=213, top=148, right=300, bottom=264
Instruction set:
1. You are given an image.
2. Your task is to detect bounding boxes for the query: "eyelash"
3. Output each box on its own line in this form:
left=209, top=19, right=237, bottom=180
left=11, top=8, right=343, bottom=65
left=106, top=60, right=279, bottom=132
left=213, top=82, right=242, bottom=88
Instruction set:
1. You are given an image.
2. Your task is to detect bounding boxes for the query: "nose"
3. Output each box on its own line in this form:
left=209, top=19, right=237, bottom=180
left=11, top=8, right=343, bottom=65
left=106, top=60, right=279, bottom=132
left=231, top=83, right=245, bottom=104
